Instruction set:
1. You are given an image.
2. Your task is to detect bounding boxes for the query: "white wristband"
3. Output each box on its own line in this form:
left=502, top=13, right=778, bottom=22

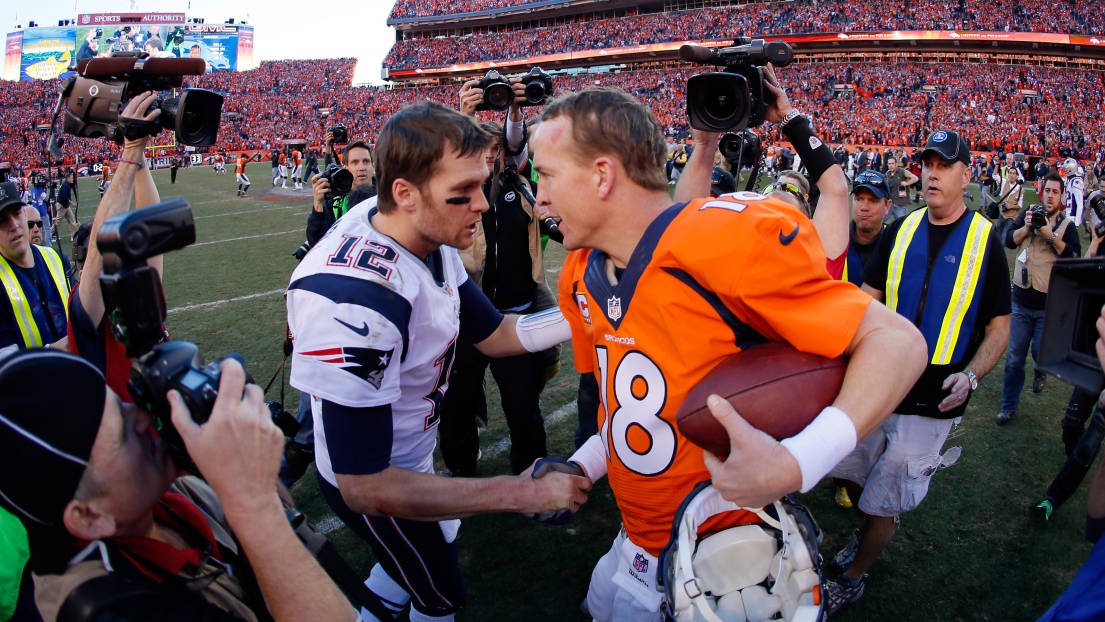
left=568, top=434, right=608, bottom=483
left=514, top=307, right=571, bottom=353
left=779, top=406, right=857, bottom=493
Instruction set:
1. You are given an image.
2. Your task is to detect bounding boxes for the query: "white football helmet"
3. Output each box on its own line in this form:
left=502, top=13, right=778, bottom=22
left=1064, top=158, right=1080, bottom=175
left=658, top=483, right=825, bottom=622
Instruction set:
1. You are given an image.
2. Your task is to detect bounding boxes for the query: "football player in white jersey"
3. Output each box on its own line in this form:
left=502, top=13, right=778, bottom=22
left=287, top=101, right=589, bottom=622
left=1064, top=158, right=1086, bottom=229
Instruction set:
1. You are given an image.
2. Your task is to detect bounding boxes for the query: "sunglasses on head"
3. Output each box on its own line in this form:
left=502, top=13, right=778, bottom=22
left=855, top=173, right=886, bottom=187
left=26, top=220, right=43, bottom=229
left=764, top=182, right=803, bottom=199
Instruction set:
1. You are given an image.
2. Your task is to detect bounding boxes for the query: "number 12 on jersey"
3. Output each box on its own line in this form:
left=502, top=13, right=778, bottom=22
left=595, top=346, right=676, bottom=477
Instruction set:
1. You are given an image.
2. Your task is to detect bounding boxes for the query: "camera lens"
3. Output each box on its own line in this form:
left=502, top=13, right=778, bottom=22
left=484, top=83, right=514, bottom=111
left=689, top=73, right=751, bottom=132
left=524, top=81, right=546, bottom=104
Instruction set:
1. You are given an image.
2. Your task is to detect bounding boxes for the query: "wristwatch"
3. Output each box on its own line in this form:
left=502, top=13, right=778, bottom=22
left=963, top=369, right=979, bottom=392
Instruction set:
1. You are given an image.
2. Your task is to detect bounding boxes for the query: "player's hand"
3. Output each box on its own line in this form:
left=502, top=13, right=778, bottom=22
left=938, top=372, right=971, bottom=412
left=120, top=91, right=161, bottom=154
left=702, top=395, right=802, bottom=508
left=459, top=80, right=483, bottom=117
left=311, top=174, right=329, bottom=212
left=169, top=359, right=283, bottom=518
left=520, top=458, right=591, bottom=517
left=762, top=63, right=795, bottom=125
left=522, top=458, right=585, bottom=524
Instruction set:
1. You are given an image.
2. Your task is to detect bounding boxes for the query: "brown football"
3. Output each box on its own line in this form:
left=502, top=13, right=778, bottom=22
left=676, top=342, right=847, bottom=458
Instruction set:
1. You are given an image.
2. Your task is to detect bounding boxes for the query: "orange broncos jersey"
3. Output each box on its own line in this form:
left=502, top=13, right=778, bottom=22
left=215, top=155, right=224, bottom=163
left=279, top=153, right=287, bottom=165
left=559, top=192, right=872, bottom=555
left=293, top=150, right=302, bottom=166
left=236, top=157, right=247, bottom=174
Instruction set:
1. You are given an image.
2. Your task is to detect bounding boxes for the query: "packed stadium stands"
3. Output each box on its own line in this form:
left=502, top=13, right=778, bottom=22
left=386, top=0, right=1105, bottom=70
left=2, top=56, right=1103, bottom=170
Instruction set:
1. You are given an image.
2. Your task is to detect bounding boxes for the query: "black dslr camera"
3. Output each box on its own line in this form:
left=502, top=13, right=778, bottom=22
left=681, top=38, right=794, bottom=132
left=320, top=163, right=354, bottom=200
left=519, top=67, right=554, bottom=107
left=97, top=199, right=298, bottom=472
left=474, top=70, right=514, bottom=112
left=1027, top=204, right=1049, bottom=231
left=329, top=123, right=349, bottom=144
left=475, top=67, right=554, bottom=112
left=719, top=129, right=762, bottom=168
left=1089, top=191, right=1105, bottom=239
left=60, top=52, right=224, bottom=146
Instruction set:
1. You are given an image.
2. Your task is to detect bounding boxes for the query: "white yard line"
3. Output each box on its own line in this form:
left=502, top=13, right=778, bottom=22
left=481, top=401, right=578, bottom=461
left=194, top=205, right=305, bottom=219
left=191, top=229, right=301, bottom=247
left=167, top=288, right=285, bottom=314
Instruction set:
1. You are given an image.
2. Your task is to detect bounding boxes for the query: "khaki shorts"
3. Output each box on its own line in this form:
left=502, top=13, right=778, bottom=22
left=831, top=414, right=955, bottom=518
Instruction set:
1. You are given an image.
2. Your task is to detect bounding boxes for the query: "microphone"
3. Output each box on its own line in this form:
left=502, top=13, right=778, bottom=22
left=78, top=56, right=206, bottom=78
left=679, top=44, right=721, bottom=64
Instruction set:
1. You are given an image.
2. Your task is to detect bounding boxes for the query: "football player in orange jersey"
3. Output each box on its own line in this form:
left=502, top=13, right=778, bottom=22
left=529, top=85, right=927, bottom=621
left=291, top=149, right=304, bottom=189
left=236, top=154, right=251, bottom=197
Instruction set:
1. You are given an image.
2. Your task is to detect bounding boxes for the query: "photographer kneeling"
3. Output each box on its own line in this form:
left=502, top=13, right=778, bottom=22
left=0, top=349, right=357, bottom=621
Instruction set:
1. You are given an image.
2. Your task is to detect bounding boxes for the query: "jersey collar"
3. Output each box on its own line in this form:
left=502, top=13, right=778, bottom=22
left=584, top=202, right=686, bottom=330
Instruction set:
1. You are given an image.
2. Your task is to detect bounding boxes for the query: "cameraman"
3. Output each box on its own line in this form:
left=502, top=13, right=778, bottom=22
left=66, top=92, right=166, bottom=399
left=441, top=76, right=561, bottom=476
left=305, top=138, right=376, bottom=249
left=996, top=173, right=1081, bottom=426
left=0, top=349, right=357, bottom=622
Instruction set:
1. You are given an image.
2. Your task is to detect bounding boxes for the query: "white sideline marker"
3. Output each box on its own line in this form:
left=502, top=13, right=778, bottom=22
left=167, top=288, right=285, bottom=314
left=191, top=229, right=301, bottom=247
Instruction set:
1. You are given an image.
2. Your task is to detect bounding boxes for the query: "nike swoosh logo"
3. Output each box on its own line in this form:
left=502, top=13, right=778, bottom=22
left=335, top=318, right=370, bottom=337
left=779, top=223, right=800, bottom=246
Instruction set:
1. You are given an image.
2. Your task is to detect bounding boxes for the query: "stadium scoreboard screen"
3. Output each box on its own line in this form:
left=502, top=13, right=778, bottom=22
left=3, top=12, right=255, bottom=81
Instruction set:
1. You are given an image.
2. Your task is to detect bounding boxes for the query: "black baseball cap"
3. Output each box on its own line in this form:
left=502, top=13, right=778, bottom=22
left=0, top=349, right=106, bottom=573
left=919, top=130, right=971, bottom=167
left=851, top=170, right=889, bottom=200
left=0, top=181, right=23, bottom=215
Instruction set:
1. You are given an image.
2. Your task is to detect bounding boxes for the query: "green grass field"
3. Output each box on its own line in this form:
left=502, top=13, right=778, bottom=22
left=63, top=167, right=1098, bottom=620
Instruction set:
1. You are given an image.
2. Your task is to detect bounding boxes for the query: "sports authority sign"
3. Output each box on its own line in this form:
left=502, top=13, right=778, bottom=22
left=79, top=13, right=187, bottom=26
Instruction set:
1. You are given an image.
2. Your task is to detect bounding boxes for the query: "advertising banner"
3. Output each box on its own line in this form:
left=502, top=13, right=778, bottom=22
left=182, top=24, right=241, bottom=72
left=20, top=27, right=77, bottom=81
left=77, top=13, right=187, bottom=26
left=3, top=32, right=22, bottom=81
left=236, top=26, right=255, bottom=72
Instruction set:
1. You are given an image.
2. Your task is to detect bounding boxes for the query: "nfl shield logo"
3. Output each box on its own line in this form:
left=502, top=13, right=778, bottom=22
left=607, top=296, right=622, bottom=321
left=632, top=553, right=649, bottom=574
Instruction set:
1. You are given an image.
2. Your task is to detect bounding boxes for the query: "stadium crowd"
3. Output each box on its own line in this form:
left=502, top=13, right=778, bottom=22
left=387, top=0, right=1105, bottom=47
left=2, top=59, right=1103, bottom=171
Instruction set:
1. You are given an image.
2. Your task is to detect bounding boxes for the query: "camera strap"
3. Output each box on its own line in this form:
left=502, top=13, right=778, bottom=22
left=263, top=354, right=289, bottom=407
left=118, top=117, right=162, bottom=142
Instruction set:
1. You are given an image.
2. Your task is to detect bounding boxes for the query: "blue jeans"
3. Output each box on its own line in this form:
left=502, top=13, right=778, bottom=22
left=1001, top=298, right=1046, bottom=412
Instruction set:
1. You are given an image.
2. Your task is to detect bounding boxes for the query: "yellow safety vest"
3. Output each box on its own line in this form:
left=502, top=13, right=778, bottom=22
left=885, top=208, right=992, bottom=366
left=0, top=245, right=70, bottom=348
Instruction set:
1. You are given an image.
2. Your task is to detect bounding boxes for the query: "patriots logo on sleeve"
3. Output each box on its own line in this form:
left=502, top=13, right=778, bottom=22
left=301, top=347, right=394, bottom=389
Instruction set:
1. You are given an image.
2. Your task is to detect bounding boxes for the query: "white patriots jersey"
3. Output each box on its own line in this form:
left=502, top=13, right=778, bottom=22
left=1065, top=175, right=1085, bottom=221
left=287, top=197, right=466, bottom=486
